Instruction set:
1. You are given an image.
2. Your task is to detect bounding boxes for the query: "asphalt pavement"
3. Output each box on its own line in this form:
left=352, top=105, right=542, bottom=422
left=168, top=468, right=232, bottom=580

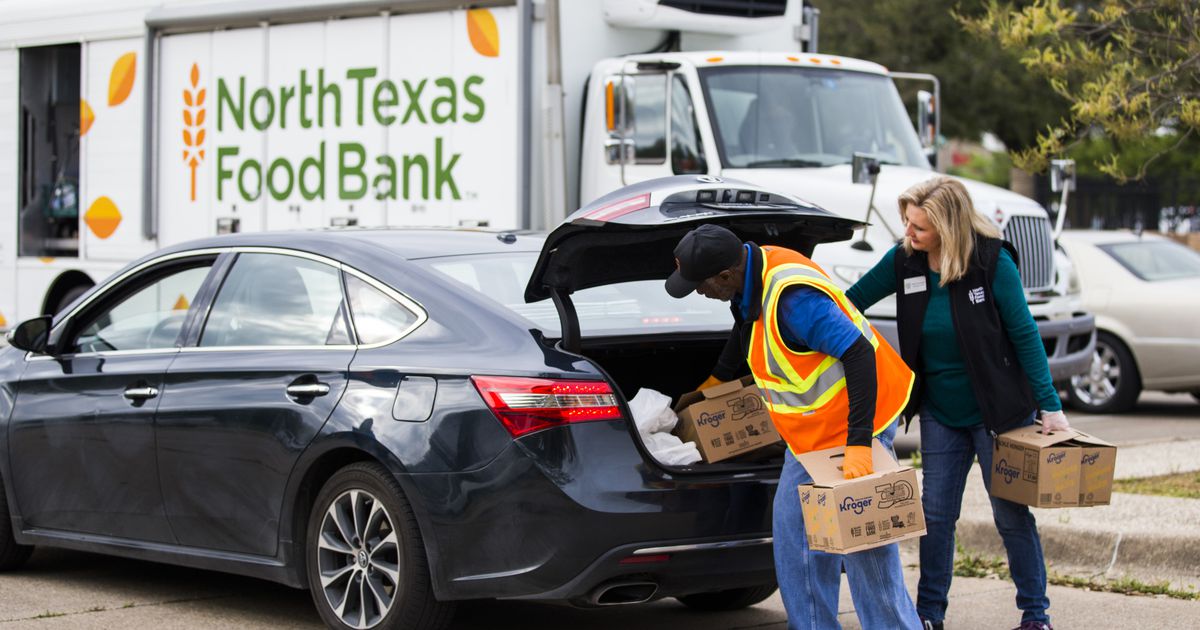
left=1, top=392, right=1197, bottom=628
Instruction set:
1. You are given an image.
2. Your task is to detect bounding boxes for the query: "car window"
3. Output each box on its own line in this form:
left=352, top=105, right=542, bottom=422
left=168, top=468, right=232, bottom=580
left=200, top=253, right=350, bottom=347
left=345, top=274, right=420, bottom=345
left=1099, top=240, right=1200, bottom=282
left=421, top=252, right=733, bottom=336
left=73, top=263, right=212, bottom=353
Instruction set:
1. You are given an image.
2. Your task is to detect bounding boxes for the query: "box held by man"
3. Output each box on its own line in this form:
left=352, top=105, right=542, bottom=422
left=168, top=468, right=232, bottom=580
left=673, top=376, right=781, bottom=463
left=797, top=441, right=926, bottom=554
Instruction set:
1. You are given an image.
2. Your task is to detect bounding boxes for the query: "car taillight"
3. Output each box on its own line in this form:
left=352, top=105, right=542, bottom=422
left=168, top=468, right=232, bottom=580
left=470, top=375, right=622, bottom=438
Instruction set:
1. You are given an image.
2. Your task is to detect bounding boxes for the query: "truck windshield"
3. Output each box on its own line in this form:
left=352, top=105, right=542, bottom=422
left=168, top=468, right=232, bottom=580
left=699, top=66, right=929, bottom=169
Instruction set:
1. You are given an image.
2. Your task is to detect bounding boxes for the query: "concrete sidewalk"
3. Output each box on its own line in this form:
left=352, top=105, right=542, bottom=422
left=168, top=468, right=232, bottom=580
left=944, top=438, right=1200, bottom=593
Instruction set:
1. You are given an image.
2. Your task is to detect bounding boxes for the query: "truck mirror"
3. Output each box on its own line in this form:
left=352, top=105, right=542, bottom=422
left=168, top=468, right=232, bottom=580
left=7, top=315, right=52, bottom=354
left=916, top=90, right=937, bottom=149
left=1049, top=159, right=1076, bottom=238
left=851, top=153, right=880, bottom=185
left=1049, top=159, right=1076, bottom=193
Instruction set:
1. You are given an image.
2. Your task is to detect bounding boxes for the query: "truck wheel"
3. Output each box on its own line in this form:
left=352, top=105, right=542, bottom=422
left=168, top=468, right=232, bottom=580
left=676, top=583, right=778, bottom=611
left=1068, top=331, right=1141, bottom=414
left=0, top=475, right=34, bottom=571
left=306, top=463, right=453, bottom=630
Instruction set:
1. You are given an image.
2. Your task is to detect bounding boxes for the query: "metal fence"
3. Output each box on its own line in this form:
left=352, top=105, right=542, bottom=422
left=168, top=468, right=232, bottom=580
left=1034, top=175, right=1200, bottom=234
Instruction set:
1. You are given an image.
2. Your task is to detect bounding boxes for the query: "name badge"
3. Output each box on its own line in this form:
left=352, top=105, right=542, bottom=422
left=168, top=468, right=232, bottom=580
left=903, top=276, right=927, bottom=295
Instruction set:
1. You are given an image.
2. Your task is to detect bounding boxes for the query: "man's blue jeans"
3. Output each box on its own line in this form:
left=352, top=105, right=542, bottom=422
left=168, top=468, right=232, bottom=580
left=916, top=409, right=1051, bottom=624
left=773, top=422, right=921, bottom=630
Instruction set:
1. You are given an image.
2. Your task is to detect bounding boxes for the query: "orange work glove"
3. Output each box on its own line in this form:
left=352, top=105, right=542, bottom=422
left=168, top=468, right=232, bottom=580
left=698, top=375, right=726, bottom=390
left=843, top=445, right=874, bottom=479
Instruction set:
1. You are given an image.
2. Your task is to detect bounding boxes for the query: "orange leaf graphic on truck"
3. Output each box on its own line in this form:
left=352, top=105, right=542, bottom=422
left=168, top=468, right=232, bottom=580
left=182, top=63, right=206, bottom=202
left=85, top=196, right=122, bottom=239
left=109, top=52, right=136, bottom=106
left=80, top=98, right=94, bottom=136
left=467, top=9, right=499, bottom=57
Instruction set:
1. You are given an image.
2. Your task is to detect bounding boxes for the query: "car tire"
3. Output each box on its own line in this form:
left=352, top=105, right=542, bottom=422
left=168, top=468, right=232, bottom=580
left=306, top=462, right=453, bottom=630
left=1068, top=331, right=1141, bottom=414
left=676, top=583, right=778, bottom=611
left=0, top=476, right=34, bottom=571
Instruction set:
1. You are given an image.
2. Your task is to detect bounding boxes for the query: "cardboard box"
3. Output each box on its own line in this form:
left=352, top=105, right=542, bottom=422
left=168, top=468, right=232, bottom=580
left=797, top=441, right=926, bottom=554
left=991, top=426, right=1081, bottom=507
left=1075, top=430, right=1117, bottom=506
left=991, top=426, right=1118, bottom=508
left=673, top=376, right=781, bottom=463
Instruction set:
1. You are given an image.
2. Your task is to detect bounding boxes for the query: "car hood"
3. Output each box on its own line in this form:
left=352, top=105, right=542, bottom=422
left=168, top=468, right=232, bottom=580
left=525, top=175, right=863, bottom=303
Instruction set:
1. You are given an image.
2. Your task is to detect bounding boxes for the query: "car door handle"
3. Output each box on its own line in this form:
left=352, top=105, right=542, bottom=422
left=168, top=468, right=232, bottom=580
left=287, top=383, right=330, bottom=397
left=123, top=386, right=160, bottom=400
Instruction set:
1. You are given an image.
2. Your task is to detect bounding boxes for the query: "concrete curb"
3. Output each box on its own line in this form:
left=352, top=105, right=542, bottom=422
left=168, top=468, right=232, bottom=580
left=955, top=518, right=1200, bottom=580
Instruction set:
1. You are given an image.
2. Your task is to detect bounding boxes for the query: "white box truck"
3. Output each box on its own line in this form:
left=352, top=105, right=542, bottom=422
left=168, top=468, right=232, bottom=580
left=0, top=0, right=1092, bottom=378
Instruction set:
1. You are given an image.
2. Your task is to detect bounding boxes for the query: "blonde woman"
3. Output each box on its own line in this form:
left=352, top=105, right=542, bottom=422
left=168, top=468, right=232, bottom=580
left=847, top=177, right=1069, bottom=630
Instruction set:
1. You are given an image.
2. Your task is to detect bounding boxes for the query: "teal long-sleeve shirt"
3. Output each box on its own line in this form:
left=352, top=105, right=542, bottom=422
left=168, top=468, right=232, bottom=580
left=846, top=245, right=1061, bottom=427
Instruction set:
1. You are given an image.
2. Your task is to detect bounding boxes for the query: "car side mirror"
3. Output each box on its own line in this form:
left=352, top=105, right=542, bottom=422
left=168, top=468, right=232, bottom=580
left=7, top=316, right=53, bottom=354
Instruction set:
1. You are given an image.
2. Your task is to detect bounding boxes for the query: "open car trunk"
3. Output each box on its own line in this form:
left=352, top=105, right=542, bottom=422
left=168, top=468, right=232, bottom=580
left=525, top=176, right=862, bottom=470
left=576, top=332, right=788, bottom=470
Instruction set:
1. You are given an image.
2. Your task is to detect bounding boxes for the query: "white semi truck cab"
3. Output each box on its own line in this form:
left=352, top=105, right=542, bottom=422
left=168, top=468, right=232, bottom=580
left=0, top=0, right=1094, bottom=382
left=578, top=50, right=1095, bottom=381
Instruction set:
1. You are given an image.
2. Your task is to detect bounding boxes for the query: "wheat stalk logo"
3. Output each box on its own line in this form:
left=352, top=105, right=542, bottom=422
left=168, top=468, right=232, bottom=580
left=182, top=63, right=207, bottom=201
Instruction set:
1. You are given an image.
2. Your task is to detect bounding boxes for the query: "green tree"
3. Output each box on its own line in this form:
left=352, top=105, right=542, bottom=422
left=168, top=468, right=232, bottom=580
left=960, top=0, right=1200, bottom=181
left=812, top=0, right=1070, bottom=152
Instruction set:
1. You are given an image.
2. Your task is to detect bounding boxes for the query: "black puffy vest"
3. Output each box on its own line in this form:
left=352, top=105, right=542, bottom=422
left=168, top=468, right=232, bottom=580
left=894, top=236, right=1035, bottom=434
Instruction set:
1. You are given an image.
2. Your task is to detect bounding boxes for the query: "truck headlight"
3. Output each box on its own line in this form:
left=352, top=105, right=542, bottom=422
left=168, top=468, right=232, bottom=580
left=1053, top=245, right=1081, bottom=296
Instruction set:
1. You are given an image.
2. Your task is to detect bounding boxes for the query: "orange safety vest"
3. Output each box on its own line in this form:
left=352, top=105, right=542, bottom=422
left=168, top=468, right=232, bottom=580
left=746, top=246, right=914, bottom=455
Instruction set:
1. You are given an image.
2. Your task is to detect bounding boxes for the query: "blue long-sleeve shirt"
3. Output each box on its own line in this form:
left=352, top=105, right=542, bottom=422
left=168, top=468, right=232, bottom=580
left=846, top=245, right=1061, bottom=427
left=737, top=245, right=861, bottom=358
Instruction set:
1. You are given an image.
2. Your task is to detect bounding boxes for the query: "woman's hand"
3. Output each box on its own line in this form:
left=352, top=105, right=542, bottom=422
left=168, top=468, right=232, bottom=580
left=1040, top=410, right=1070, bottom=434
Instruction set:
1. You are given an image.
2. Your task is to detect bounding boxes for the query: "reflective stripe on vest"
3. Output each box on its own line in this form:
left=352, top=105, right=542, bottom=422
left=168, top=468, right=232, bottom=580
left=756, top=257, right=879, bottom=414
left=746, top=246, right=914, bottom=455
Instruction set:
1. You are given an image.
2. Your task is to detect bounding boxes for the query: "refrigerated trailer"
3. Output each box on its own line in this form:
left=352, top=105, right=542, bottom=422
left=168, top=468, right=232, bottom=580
left=0, top=0, right=1092, bottom=378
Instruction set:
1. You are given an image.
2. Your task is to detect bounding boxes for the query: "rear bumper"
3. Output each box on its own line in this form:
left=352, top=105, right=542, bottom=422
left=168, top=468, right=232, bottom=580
left=871, top=312, right=1095, bottom=382
left=401, top=422, right=779, bottom=602
left=507, top=535, right=776, bottom=605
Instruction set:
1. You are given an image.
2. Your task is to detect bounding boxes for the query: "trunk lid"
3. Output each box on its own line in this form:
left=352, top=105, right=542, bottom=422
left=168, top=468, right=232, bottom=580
left=525, top=175, right=862, bottom=304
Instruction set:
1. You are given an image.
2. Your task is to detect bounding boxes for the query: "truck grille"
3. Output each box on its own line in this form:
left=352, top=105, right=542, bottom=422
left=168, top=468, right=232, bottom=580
left=1003, top=215, right=1054, bottom=291
left=659, top=0, right=787, bottom=18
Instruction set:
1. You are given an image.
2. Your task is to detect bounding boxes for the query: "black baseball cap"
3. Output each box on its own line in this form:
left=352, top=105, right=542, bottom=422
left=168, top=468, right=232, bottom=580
left=665, top=224, right=743, bottom=298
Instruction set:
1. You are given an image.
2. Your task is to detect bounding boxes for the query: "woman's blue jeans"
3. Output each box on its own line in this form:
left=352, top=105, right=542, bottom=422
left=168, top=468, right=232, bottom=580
left=773, top=422, right=921, bottom=630
left=916, top=409, right=1051, bottom=624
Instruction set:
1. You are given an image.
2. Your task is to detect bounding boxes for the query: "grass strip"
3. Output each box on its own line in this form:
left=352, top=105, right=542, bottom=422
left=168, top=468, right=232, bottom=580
left=952, top=547, right=1198, bottom=600
left=1113, top=471, right=1200, bottom=499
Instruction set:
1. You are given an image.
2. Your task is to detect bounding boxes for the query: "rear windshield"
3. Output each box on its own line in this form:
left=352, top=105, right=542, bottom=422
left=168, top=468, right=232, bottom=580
left=1099, top=240, right=1200, bottom=282
left=419, top=252, right=733, bottom=336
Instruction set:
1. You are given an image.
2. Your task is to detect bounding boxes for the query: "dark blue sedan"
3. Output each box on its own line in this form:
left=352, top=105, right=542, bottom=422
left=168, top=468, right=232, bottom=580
left=0, top=176, right=860, bottom=630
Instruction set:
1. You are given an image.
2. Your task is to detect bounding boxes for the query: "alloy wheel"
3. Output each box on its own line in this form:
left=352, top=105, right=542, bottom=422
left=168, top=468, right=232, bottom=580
left=317, top=489, right=402, bottom=629
left=1070, top=340, right=1122, bottom=407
